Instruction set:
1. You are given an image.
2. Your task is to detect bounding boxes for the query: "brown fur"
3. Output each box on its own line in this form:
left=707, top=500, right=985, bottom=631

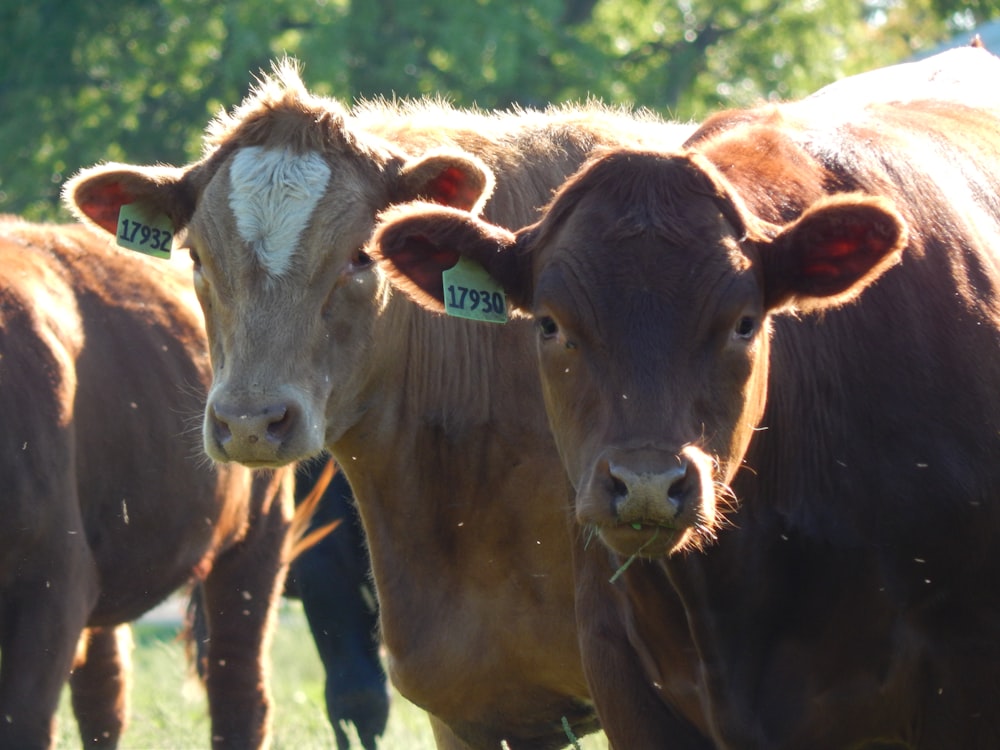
left=371, top=46, right=1000, bottom=749
left=64, top=61, right=695, bottom=749
left=0, top=219, right=295, bottom=749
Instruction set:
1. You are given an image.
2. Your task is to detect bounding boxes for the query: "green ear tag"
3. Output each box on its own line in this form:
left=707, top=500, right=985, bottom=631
left=116, top=203, right=174, bottom=259
left=441, top=257, right=508, bottom=324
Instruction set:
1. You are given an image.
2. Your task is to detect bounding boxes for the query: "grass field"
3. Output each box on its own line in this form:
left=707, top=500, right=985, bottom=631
left=54, top=600, right=607, bottom=749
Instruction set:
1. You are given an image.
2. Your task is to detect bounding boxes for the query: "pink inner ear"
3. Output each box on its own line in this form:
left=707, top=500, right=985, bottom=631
left=80, top=182, right=134, bottom=235
left=821, top=238, right=856, bottom=258
left=392, top=234, right=459, bottom=304
left=425, top=167, right=478, bottom=211
left=803, top=260, right=841, bottom=278
left=802, top=222, right=879, bottom=280
left=804, top=238, right=855, bottom=278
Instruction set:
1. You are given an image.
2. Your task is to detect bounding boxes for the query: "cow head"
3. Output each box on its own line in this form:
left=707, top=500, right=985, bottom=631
left=64, top=61, right=493, bottom=468
left=373, top=149, right=907, bottom=558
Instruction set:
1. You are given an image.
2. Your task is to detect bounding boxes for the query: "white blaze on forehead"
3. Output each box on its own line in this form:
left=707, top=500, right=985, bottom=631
left=228, top=145, right=331, bottom=276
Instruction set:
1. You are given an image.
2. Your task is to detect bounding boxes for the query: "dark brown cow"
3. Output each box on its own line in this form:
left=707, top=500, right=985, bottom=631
left=372, top=49, right=1000, bottom=748
left=63, top=61, right=694, bottom=749
left=0, top=218, right=294, bottom=750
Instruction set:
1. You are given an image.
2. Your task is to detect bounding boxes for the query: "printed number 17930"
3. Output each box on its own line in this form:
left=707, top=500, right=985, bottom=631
left=441, top=257, right=508, bottom=324
left=446, top=285, right=505, bottom=316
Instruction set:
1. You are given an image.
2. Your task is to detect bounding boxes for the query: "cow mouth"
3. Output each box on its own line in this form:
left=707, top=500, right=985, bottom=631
left=208, top=443, right=297, bottom=470
left=595, top=522, right=691, bottom=560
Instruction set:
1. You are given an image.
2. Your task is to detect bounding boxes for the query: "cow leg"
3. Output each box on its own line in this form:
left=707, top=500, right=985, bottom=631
left=184, top=583, right=211, bottom=681
left=0, top=569, right=98, bottom=749
left=291, top=467, right=388, bottom=750
left=200, top=470, right=293, bottom=750
left=68, top=625, right=133, bottom=748
left=296, top=569, right=387, bottom=750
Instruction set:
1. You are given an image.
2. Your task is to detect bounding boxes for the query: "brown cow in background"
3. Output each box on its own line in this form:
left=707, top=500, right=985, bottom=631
left=0, top=218, right=294, bottom=749
left=371, top=44, right=1000, bottom=749
left=64, top=60, right=695, bottom=749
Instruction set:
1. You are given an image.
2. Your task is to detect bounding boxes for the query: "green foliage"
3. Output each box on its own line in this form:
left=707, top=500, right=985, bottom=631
left=2, top=1, right=998, bottom=219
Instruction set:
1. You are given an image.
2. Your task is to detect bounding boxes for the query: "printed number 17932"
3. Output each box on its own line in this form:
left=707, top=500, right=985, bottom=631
left=116, top=204, right=174, bottom=259
left=118, top=219, right=172, bottom=253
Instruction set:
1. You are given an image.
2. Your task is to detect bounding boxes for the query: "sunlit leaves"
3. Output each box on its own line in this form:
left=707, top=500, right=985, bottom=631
left=3, top=0, right=998, bottom=220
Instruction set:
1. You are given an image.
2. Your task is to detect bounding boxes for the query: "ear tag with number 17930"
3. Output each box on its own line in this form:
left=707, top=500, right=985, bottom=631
left=441, top=256, right=508, bottom=324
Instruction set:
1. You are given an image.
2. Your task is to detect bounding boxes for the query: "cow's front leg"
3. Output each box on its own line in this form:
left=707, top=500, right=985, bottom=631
left=68, top=625, right=133, bottom=749
left=201, top=469, right=293, bottom=750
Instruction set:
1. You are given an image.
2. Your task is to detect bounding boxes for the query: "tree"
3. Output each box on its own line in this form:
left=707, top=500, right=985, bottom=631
left=1, top=0, right=315, bottom=220
left=2, top=0, right=997, bottom=220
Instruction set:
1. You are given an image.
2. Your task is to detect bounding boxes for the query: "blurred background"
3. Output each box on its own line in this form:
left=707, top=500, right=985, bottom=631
left=2, top=0, right=998, bottom=219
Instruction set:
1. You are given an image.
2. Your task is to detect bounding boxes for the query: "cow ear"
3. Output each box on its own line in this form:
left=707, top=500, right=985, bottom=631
left=396, top=150, right=495, bottom=213
left=63, top=163, right=192, bottom=236
left=372, top=202, right=531, bottom=312
left=760, top=194, right=907, bottom=312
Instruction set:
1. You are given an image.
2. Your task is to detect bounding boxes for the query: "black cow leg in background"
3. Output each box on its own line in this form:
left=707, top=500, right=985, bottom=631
left=289, top=460, right=389, bottom=750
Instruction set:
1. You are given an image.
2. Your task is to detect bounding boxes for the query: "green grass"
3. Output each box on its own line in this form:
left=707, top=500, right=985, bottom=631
left=55, top=601, right=607, bottom=749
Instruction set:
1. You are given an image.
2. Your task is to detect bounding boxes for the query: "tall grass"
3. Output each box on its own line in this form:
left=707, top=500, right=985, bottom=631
left=55, top=600, right=607, bottom=749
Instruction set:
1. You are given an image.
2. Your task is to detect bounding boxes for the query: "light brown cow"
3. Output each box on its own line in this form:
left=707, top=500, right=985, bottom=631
left=64, top=60, right=694, bottom=749
left=370, top=45, right=1000, bottom=749
left=0, top=218, right=294, bottom=750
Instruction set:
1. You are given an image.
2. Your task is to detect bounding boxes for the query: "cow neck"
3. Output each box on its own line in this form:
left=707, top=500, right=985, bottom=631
left=660, top=542, right=761, bottom=741
left=334, top=287, right=560, bottom=549
left=344, top=281, right=552, bottom=443
left=328, top=291, right=580, bottom=680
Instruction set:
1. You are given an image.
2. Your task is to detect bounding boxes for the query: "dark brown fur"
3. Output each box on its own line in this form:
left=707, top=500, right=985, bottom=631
left=371, top=45, right=1000, bottom=749
left=0, top=219, right=294, bottom=749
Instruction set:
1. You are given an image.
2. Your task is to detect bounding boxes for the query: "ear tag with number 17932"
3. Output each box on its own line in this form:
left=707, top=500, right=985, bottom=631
left=116, top=203, right=174, bottom=259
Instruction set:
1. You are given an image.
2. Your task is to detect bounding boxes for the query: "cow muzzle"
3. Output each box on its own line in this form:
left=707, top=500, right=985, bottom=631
left=577, top=444, right=717, bottom=558
left=205, top=394, right=316, bottom=467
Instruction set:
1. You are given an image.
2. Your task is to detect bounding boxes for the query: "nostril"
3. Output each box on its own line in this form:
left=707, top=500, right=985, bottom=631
left=211, top=407, right=233, bottom=445
left=265, top=405, right=294, bottom=442
left=607, top=465, right=629, bottom=517
left=666, top=463, right=695, bottom=512
left=610, top=474, right=627, bottom=501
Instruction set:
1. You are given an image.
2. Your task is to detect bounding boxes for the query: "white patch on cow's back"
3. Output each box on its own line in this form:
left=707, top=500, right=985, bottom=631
left=228, top=145, right=331, bottom=276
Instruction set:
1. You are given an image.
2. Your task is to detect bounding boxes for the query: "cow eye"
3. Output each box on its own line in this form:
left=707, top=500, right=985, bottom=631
left=537, top=316, right=559, bottom=339
left=349, top=248, right=374, bottom=271
left=734, top=316, right=756, bottom=339
left=189, top=248, right=202, bottom=271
